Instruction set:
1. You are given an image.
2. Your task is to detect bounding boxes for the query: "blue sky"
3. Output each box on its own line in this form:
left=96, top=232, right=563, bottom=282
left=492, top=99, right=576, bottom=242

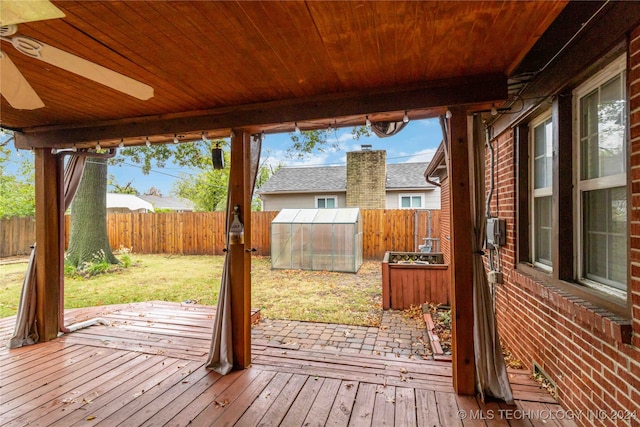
left=3, top=118, right=443, bottom=195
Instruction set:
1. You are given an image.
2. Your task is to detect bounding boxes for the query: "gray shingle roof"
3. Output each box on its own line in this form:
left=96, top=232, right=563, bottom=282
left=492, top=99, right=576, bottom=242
left=259, top=162, right=432, bottom=194
left=386, top=162, right=431, bottom=189
left=258, top=166, right=346, bottom=193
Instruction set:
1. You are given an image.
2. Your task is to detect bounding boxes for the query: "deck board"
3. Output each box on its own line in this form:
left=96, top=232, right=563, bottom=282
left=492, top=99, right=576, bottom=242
left=0, top=302, right=560, bottom=426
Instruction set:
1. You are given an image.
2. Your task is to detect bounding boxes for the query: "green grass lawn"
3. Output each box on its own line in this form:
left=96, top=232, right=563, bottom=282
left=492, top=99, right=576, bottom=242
left=0, top=255, right=382, bottom=326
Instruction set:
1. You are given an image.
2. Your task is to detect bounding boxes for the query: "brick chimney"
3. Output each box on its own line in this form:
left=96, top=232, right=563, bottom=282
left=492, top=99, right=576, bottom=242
left=346, top=147, right=386, bottom=209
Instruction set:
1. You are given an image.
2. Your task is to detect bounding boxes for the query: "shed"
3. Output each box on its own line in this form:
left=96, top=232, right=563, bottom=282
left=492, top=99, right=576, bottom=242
left=271, top=208, right=363, bottom=273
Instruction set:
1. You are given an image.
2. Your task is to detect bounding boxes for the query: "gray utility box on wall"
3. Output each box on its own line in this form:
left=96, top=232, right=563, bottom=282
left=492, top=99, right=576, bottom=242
left=486, top=217, right=506, bottom=249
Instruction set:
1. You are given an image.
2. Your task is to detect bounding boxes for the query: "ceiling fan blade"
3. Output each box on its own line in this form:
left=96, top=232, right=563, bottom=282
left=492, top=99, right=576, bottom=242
left=23, top=38, right=154, bottom=101
left=0, top=51, right=45, bottom=110
left=0, top=0, right=65, bottom=25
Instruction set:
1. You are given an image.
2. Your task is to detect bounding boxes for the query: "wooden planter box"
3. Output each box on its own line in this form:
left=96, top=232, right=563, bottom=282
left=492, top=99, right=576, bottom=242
left=381, top=251, right=449, bottom=310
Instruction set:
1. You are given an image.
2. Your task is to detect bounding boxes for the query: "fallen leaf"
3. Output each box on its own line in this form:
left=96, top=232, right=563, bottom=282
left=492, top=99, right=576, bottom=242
left=400, top=367, right=408, bottom=374
left=86, top=416, right=96, bottom=421
left=214, top=399, right=230, bottom=407
left=61, top=397, right=76, bottom=404
left=345, top=383, right=354, bottom=389
left=400, top=374, right=407, bottom=382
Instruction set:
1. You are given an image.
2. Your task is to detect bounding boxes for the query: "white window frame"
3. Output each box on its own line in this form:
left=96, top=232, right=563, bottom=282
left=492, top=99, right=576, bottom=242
left=398, top=193, right=424, bottom=209
left=315, top=195, right=337, bottom=209
left=530, top=111, right=553, bottom=271
left=573, top=55, right=627, bottom=295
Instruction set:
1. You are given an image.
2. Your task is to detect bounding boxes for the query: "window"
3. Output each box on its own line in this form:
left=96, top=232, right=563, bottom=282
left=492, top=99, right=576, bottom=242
left=531, top=114, right=553, bottom=269
left=316, top=196, right=337, bottom=209
left=575, top=56, right=627, bottom=292
left=399, top=194, right=424, bottom=209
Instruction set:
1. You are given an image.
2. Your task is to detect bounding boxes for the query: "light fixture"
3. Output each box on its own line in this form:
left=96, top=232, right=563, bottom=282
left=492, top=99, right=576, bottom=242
left=201, top=132, right=207, bottom=142
left=490, top=106, right=498, bottom=116
left=96, top=142, right=101, bottom=151
left=118, top=139, right=124, bottom=149
left=403, top=111, right=409, bottom=123
left=173, top=134, right=179, bottom=144
left=294, top=122, right=300, bottom=134
left=72, top=145, right=78, bottom=152
left=365, top=116, right=371, bottom=127
left=145, top=137, right=151, bottom=147
left=51, top=147, right=57, bottom=154
left=327, top=124, right=333, bottom=134
left=445, top=109, right=452, bottom=119
left=261, top=131, right=265, bottom=141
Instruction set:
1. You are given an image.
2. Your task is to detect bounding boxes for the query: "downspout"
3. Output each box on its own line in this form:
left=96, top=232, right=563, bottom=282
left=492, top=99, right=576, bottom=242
left=485, top=124, right=495, bottom=219
left=425, top=176, right=441, bottom=188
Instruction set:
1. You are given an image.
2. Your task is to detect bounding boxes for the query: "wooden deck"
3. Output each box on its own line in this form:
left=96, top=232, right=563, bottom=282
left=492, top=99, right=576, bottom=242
left=0, top=302, right=573, bottom=426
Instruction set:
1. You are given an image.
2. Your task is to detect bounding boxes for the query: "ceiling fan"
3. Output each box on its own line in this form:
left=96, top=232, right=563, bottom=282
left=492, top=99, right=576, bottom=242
left=0, top=0, right=153, bottom=110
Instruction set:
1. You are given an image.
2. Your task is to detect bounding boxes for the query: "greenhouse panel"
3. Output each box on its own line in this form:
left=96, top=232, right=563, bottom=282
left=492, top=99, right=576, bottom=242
left=270, top=208, right=363, bottom=273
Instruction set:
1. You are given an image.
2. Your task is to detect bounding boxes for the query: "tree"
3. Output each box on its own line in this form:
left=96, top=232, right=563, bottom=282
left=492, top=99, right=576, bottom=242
left=286, top=126, right=371, bottom=159
left=67, top=139, right=219, bottom=267
left=171, top=152, right=277, bottom=212
left=108, top=175, right=139, bottom=195
left=66, top=157, right=120, bottom=267
left=172, top=151, right=230, bottom=212
left=0, top=143, right=35, bottom=219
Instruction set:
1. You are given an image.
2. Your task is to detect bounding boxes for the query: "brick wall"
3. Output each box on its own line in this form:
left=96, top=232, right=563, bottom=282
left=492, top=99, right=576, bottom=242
left=440, top=176, right=451, bottom=264
left=346, top=150, right=386, bottom=209
left=490, top=27, right=640, bottom=427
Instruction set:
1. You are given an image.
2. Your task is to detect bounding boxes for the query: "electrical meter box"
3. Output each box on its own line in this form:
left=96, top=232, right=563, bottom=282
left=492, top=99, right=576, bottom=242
left=486, top=218, right=506, bottom=248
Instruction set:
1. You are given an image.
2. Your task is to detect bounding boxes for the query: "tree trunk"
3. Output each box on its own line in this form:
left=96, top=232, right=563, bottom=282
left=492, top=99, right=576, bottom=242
left=66, top=157, right=119, bottom=267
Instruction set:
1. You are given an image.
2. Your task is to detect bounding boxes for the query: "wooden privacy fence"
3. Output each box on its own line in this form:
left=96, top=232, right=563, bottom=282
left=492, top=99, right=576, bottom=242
left=2, top=210, right=440, bottom=260
left=0, top=216, right=36, bottom=258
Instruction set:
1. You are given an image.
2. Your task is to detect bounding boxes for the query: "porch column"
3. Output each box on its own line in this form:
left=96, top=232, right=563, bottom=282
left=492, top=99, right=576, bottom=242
left=447, top=107, right=476, bottom=394
left=229, top=130, right=252, bottom=368
left=34, top=148, right=64, bottom=341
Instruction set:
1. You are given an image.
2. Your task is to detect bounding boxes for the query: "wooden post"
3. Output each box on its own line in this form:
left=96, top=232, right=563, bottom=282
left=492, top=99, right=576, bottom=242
left=447, top=107, right=476, bottom=394
left=34, top=148, right=63, bottom=341
left=229, top=130, right=252, bottom=369
left=552, top=92, right=573, bottom=280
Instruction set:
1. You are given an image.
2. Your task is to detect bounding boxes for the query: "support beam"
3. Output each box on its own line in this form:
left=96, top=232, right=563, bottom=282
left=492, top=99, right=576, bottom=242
left=15, top=73, right=507, bottom=148
left=34, top=148, right=63, bottom=341
left=447, top=107, right=476, bottom=395
left=228, top=130, right=252, bottom=369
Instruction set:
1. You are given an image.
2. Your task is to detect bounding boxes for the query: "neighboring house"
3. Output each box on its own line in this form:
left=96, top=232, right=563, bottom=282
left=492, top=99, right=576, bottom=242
left=106, top=193, right=154, bottom=214
left=429, top=20, right=640, bottom=421
left=258, top=148, right=440, bottom=211
left=424, top=143, right=450, bottom=265
left=139, top=195, right=194, bottom=212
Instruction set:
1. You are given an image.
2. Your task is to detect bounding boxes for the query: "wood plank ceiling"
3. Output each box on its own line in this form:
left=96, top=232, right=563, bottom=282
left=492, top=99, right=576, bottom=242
left=0, top=1, right=567, bottom=148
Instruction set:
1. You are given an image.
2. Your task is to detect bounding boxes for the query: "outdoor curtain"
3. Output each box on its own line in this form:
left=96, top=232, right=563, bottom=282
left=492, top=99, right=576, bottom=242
left=8, top=153, right=87, bottom=348
left=469, top=115, right=514, bottom=404
left=207, top=134, right=262, bottom=374
left=371, top=120, right=407, bottom=138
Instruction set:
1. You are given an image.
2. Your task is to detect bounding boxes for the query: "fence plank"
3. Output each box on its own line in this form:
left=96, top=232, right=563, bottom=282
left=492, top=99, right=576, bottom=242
left=2, top=210, right=441, bottom=260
